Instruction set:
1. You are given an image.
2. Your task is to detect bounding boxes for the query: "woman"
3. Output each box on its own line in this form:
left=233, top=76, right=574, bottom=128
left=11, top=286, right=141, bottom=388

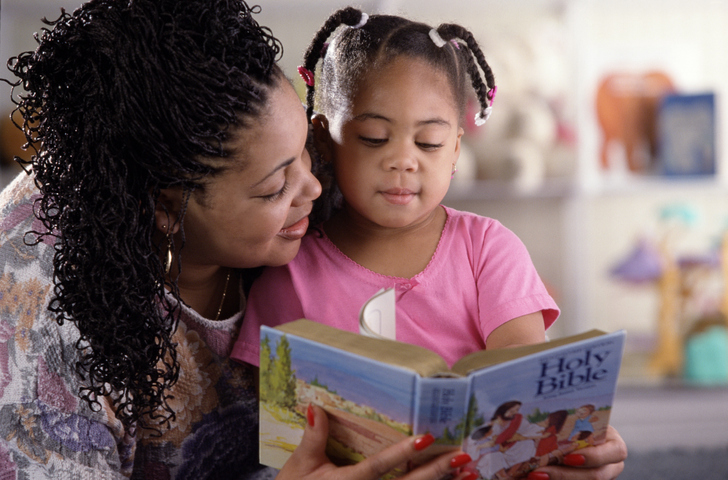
left=0, top=0, right=626, bottom=479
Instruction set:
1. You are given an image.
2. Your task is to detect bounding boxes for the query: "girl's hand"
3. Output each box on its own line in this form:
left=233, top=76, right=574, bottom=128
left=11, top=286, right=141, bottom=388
left=276, top=405, right=475, bottom=480
left=526, top=426, right=627, bottom=480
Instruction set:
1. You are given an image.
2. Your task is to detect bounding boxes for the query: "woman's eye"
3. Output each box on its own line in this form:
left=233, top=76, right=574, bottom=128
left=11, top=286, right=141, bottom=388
left=359, top=136, right=387, bottom=146
left=261, top=182, right=289, bottom=202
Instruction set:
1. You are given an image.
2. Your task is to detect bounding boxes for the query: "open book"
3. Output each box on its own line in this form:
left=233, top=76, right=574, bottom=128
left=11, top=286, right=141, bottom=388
left=258, top=289, right=626, bottom=479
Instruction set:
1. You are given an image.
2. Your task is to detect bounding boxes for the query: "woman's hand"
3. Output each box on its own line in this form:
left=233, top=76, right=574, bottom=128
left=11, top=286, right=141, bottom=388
left=276, top=405, right=476, bottom=480
left=527, top=426, right=628, bottom=480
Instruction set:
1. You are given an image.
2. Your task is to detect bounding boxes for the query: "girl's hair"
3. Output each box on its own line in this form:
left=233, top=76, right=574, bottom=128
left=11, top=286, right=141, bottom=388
left=5, top=0, right=282, bottom=431
left=299, top=8, right=495, bottom=221
left=300, top=7, right=496, bottom=123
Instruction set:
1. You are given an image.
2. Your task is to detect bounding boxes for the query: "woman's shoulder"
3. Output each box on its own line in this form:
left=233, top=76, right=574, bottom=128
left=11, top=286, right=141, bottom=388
left=0, top=170, right=40, bottom=215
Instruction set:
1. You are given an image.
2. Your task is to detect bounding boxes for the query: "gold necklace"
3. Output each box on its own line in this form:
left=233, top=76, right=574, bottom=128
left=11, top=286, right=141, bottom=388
left=214, top=269, right=232, bottom=321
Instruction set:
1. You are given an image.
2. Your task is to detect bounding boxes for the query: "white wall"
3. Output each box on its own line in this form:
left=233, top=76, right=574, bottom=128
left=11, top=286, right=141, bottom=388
left=4, top=0, right=728, bottom=347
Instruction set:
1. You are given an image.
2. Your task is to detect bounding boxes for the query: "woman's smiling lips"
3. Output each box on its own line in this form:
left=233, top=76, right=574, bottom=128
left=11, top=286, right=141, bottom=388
left=278, top=216, right=309, bottom=240
left=380, top=188, right=416, bottom=205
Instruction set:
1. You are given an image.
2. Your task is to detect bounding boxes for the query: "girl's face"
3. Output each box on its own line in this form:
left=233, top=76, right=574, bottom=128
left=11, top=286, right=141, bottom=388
left=324, top=55, right=463, bottom=230
left=175, top=79, right=322, bottom=270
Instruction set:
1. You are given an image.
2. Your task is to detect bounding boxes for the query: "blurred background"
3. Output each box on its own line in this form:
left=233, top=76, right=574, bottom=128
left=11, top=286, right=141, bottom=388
left=2, top=0, right=728, bottom=477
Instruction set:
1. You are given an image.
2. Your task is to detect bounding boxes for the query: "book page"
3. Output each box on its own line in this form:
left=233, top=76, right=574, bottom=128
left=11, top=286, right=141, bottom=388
left=359, top=288, right=396, bottom=340
left=451, top=330, right=607, bottom=376
left=276, top=319, right=450, bottom=377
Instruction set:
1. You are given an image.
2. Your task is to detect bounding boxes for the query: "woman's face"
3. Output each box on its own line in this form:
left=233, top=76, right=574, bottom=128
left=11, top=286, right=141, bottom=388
left=177, top=79, right=322, bottom=270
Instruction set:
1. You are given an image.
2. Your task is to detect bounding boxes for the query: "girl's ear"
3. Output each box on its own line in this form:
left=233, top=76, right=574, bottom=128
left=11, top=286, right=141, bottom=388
left=154, top=188, right=183, bottom=235
left=311, top=114, right=333, bottom=163
left=452, top=126, right=465, bottom=167
left=455, top=126, right=464, bottom=155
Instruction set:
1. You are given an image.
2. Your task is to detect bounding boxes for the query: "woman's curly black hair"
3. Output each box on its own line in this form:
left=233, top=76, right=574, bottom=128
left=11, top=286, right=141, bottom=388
left=5, top=0, right=282, bottom=431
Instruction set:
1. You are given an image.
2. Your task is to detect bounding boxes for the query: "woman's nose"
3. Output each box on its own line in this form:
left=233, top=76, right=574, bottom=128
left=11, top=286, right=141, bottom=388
left=294, top=162, right=322, bottom=206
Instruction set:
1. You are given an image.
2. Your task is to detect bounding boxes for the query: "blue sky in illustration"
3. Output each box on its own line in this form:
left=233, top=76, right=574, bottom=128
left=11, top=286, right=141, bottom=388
left=265, top=331, right=417, bottom=423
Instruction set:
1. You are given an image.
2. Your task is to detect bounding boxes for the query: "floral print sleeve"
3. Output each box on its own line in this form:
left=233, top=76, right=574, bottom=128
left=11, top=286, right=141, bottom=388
left=0, top=173, right=133, bottom=479
left=0, top=172, right=276, bottom=480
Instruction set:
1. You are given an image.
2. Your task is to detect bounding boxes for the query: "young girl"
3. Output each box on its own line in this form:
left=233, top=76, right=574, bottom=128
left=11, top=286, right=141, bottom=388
left=232, top=7, right=558, bottom=368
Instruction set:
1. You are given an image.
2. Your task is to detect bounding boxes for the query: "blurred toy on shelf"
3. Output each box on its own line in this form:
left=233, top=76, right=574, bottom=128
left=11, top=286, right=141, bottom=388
left=461, top=18, right=576, bottom=194
left=609, top=203, right=728, bottom=384
left=596, top=71, right=675, bottom=174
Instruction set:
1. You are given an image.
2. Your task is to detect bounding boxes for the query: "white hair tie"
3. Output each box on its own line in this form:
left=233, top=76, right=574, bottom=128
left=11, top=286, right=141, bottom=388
left=351, top=13, right=369, bottom=29
left=475, top=86, right=497, bottom=126
left=474, top=106, right=492, bottom=126
left=429, top=29, right=447, bottom=48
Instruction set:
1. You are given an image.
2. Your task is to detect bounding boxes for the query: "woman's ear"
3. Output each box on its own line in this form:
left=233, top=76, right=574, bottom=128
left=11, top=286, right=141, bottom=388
left=311, top=114, right=333, bottom=163
left=154, top=188, right=183, bottom=235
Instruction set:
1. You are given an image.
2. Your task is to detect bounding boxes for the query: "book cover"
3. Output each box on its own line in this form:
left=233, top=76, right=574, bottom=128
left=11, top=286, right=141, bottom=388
left=258, top=291, right=626, bottom=479
left=458, top=330, right=625, bottom=479
left=657, top=92, right=716, bottom=176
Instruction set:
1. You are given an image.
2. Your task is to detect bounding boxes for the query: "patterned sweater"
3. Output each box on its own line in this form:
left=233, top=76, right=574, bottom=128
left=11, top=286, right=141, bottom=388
left=0, top=172, right=275, bottom=479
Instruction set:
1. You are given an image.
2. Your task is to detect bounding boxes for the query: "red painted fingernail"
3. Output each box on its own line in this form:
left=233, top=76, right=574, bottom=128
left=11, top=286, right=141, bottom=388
left=414, top=433, right=435, bottom=451
left=450, top=453, right=472, bottom=468
left=564, top=453, right=586, bottom=466
left=307, top=404, right=315, bottom=427
left=527, top=472, right=550, bottom=480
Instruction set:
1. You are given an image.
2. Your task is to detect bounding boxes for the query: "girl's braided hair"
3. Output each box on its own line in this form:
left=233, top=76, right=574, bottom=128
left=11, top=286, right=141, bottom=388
left=300, top=7, right=496, bottom=123
left=5, top=0, right=282, bottom=430
left=300, top=8, right=496, bottom=220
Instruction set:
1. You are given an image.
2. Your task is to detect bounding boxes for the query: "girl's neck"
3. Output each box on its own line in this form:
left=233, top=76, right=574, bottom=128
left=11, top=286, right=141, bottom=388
left=324, top=205, right=447, bottom=279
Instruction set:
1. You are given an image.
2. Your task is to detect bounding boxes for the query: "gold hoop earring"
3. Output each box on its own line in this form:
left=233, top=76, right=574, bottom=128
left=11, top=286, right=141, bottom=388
left=163, top=226, right=173, bottom=275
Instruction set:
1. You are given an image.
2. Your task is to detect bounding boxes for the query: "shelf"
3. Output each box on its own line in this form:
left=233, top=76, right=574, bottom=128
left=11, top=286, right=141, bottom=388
left=445, top=177, right=576, bottom=202
left=446, top=174, right=727, bottom=202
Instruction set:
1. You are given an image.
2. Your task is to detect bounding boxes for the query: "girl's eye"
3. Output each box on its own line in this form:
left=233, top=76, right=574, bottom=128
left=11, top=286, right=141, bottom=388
left=359, top=136, right=387, bottom=146
left=416, top=142, right=444, bottom=151
left=261, top=182, right=289, bottom=202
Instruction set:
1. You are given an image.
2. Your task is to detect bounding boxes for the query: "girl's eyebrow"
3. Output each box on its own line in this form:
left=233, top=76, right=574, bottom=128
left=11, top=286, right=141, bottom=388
left=251, top=157, right=295, bottom=188
left=353, top=112, right=451, bottom=127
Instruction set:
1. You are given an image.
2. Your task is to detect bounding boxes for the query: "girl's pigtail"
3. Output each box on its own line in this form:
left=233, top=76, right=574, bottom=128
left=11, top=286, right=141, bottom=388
left=300, top=7, right=366, bottom=120
left=437, top=24, right=497, bottom=126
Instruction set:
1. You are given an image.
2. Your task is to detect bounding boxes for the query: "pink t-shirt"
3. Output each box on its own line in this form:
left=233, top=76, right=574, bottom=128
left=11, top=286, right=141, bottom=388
left=232, top=206, right=558, bottom=368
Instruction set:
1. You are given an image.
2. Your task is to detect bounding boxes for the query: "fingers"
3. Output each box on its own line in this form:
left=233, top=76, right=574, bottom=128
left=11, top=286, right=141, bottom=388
left=276, top=404, right=335, bottom=479
left=279, top=404, right=476, bottom=480
left=349, top=435, right=472, bottom=480
left=527, top=426, right=628, bottom=480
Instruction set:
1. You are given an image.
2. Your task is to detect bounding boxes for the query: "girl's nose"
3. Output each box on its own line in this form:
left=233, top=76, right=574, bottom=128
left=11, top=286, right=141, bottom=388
left=384, top=142, right=418, bottom=172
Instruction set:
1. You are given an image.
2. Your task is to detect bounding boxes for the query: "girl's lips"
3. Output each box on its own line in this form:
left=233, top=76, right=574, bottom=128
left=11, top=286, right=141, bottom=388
left=380, top=188, right=415, bottom=205
left=278, top=216, right=309, bottom=240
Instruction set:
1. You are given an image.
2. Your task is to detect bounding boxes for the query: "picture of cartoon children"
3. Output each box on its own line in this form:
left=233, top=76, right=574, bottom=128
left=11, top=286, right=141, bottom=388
left=568, top=404, right=598, bottom=442
left=536, top=409, right=569, bottom=457
left=471, top=401, right=543, bottom=479
left=532, top=409, right=570, bottom=468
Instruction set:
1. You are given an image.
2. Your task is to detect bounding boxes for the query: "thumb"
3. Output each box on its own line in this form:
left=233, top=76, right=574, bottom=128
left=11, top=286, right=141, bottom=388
left=278, top=404, right=333, bottom=476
